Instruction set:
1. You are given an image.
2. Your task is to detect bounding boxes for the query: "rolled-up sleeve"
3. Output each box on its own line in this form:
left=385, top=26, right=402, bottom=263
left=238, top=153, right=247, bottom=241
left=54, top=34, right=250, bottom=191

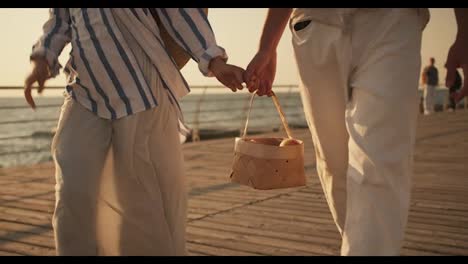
left=30, top=8, right=71, bottom=78
left=156, top=8, right=228, bottom=77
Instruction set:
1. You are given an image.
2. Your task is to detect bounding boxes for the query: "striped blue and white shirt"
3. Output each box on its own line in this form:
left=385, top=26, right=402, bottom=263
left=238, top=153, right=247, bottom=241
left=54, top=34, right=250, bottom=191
left=31, top=8, right=227, bottom=120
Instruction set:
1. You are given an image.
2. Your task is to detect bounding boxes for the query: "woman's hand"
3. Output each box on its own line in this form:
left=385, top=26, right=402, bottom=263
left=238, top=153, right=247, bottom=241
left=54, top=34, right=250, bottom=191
left=209, top=57, right=245, bottom=92
left=24, top=57, right=50, bottom=109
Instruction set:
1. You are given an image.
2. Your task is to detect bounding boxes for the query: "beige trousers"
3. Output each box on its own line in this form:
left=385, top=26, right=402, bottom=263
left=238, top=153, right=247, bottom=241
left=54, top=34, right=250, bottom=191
left=51, top=81, right=187, bottom=255
left=290, top=8, right=423, bottom=255
left=423, top=84, right=437, bottom=115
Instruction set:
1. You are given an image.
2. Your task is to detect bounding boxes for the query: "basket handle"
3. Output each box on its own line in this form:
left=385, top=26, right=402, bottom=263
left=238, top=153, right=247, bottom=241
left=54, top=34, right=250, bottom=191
left=242, top=91, right=293, bottom=139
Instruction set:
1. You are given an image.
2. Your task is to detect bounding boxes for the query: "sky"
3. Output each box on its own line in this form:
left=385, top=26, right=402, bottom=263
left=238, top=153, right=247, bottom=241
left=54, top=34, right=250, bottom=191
left=0, top=8, right=458, bottom=90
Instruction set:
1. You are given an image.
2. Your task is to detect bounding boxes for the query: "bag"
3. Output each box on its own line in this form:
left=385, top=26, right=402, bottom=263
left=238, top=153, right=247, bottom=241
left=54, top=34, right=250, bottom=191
left=230, top=92, right=307, bottom=190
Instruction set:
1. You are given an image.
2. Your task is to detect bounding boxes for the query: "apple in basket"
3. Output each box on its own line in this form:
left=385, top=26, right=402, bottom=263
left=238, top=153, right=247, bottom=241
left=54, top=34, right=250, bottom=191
left=279, top=138, right=301, bottom=146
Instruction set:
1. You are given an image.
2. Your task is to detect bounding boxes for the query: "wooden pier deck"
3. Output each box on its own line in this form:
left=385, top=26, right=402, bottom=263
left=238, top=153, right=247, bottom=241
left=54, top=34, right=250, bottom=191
left=0, top=111, right=467, bottom=256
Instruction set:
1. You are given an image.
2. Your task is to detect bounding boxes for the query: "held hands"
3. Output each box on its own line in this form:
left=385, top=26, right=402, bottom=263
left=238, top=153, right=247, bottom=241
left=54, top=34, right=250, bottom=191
left=24, top=58, right=51, bottom=109
left=244, top=50, right=277, bottom=97
left=209, top=56, right=245, bottom=92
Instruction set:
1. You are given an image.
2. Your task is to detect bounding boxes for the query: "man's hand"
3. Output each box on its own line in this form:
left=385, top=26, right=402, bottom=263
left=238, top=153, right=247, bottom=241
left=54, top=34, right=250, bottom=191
left=243, top=8, right=291, bottom=97
left=24, top=58, right=50, bottom=109
left=446, top=8, right=468, bottom=103
left=209, top=57, right=245, bottom=92
left=446, top=37, right=468, bottom=103
left=244, top=50, right=277, bottom=96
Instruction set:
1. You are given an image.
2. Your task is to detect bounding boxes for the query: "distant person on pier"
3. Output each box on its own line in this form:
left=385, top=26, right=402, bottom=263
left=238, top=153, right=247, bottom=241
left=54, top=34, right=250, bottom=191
left=422, top=57, right=439, bottom=115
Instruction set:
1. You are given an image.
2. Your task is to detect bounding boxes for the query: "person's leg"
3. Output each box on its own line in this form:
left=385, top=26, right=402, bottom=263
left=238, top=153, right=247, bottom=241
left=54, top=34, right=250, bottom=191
left=105, top=84, right=186, bottom=255
left=146, top=97, right=187, bottom=255
left=428, top=84, right=436, bottom=114
left=341, top=8, right=422, bottom=255
left=423, top=85, right=431, bottom=114
left=423, top=86, right=429, bottom=114
left=52, top=95, right=112, bottom=255
left=449, top=86, right=456, bottom=110
left=291, top=15, right=352, bottom=234
left=430, top=85, right=436, bottom=113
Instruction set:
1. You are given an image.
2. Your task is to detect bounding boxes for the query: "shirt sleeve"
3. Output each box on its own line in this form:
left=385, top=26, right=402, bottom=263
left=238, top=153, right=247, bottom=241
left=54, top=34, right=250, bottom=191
left=30, top=8, right=72, bottom=78
left=155, top=8, right=228, bottom=77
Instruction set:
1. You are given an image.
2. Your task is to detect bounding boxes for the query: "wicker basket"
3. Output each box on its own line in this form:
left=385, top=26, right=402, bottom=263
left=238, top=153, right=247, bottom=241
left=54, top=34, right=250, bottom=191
left=230, top=92, right=306, bottom=190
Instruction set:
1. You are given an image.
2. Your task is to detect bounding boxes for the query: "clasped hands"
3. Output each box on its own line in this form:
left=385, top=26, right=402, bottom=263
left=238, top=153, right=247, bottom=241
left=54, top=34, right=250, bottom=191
left=209, top=50, right=277, bottom=96
left=24, top=53, right=277, bottom=110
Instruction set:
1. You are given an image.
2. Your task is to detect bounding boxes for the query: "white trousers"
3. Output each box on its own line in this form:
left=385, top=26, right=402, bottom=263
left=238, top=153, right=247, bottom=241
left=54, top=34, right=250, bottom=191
left=51, top=82, right=187, bottom=255
left=290, top=8, right=422, bottom=255
left=423, top=84, right=436, bottom=115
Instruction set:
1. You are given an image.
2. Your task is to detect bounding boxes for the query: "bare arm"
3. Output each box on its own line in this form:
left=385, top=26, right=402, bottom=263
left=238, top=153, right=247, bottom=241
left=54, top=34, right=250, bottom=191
left=446, top=8, right=468, bottom=102
left=257, top=8, right=293, bottom=54
left=25, top=8, right=71, bottom=109
left=245, top=8, right=292, bottom=96
left=454, top=8, right=468, bottom=39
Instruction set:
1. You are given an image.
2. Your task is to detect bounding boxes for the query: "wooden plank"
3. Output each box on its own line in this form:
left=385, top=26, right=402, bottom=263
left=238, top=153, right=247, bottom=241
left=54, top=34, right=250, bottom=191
left=406, top=216, right=468, bottom=233
left=402, top=239, right=468, bottom=255
left=186, top=232, right=315, bottom=256
left=0, top=238, right=55, bottom=256
left=190, top=189, right=281, bottom=201
left=0, top=206, right=51, bottom=221
left=0, top=214, right=52, bottom=228
left=0, top=200, right=54, bottom=214
left=406, top=221, right=468, bottom=237
left=187, top=225, right=335, bottom=255
left=202, top=210, right=340, bottom=237
left=408, top=210, right=468, bottom=223
left=201, top=213, right=341, bottom=239
left=0, top=221, right=53, bottom=238
left=401, top=247, right=444, bottom=256
left=0, top=249, right=24, bottom=256
left=187, top=250, right=208, bottom=256
left=404, top=231, right=468, bottom=249
left=190, top=218, right=340, bottom=250
left=405, top=225, right=468, bottom=241
left=0, top=188, right=55, bottom=201
left=256, top=199, right=335, bottom=214
left=0, top=194, right=54, bottom=206
left=0, top=229, right=55, bottom=248
left=409, top=206, right=468, bottom=218
left=191, top=188, right=291, bottom=200
left=226, top=208, right=337, bottom=229
left=187, top=242, right=259, bottom=256
left=240, top=205, right=335, bottom=224
left=411, top=200, right=468, bottom=211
